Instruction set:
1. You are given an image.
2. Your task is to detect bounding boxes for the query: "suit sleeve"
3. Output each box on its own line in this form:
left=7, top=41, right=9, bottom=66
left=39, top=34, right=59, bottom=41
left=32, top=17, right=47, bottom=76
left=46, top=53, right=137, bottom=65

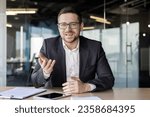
left=31, top=40, right=52, bottom=88
left=88, top=43, right=115, bottom=91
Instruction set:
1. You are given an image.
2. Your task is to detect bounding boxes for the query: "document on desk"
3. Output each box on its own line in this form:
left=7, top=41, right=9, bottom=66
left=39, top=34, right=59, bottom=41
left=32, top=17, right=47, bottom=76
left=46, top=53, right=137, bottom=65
left=0, top=87, right=46, bottom=99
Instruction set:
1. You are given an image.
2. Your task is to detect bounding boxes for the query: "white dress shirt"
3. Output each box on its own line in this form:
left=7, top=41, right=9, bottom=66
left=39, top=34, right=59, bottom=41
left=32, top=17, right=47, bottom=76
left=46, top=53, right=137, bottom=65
left=62, top=40, right=79, bottom=79
left=62, top=39, right=96, bottom=91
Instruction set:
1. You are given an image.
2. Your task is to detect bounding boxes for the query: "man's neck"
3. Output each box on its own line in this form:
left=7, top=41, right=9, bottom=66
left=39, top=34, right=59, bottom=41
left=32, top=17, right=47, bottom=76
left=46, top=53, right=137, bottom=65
left=64, top=39, right=79, bottom=50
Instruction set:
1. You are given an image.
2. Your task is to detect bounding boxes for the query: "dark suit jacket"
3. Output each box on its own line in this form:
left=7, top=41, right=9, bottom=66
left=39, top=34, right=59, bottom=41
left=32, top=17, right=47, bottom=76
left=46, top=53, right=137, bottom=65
left=31, top=36, right=114, bottom=91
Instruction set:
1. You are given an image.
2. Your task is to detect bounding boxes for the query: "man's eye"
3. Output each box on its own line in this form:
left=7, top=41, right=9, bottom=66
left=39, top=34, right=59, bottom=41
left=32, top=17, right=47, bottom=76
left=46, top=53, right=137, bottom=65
left=71, top=23, right=76, bottom=26
left=61, top=24, right=67, bottom=26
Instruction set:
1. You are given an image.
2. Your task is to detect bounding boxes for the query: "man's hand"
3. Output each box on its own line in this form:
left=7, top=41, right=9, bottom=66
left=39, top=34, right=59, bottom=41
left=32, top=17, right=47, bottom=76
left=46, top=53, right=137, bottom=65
left=38, top=53, right=56, bottom=74
left=62, top=77, right=91, bottom=94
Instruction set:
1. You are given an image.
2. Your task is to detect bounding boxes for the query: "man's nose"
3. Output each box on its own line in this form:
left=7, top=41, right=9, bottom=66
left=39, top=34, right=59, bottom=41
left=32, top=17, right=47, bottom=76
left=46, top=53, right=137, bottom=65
left=65, top=24, right=72, bottom=31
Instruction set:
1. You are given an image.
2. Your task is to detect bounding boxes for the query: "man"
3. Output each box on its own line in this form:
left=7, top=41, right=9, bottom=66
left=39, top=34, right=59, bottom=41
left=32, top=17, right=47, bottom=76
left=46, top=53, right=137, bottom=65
left=31, top=7, right=114, bottom=94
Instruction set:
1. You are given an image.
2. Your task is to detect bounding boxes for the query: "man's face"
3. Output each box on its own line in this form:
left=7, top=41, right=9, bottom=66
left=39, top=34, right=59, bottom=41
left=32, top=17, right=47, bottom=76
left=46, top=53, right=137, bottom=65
left=58, top=13, right=83, bottom=44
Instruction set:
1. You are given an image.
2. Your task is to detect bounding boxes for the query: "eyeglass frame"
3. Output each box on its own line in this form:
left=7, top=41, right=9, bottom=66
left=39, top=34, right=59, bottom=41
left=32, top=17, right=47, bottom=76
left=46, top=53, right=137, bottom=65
left=57, top=22, right=80, bottom=29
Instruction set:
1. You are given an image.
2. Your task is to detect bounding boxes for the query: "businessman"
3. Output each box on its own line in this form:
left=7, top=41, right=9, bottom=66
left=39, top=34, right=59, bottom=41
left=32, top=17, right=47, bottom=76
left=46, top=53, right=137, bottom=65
left=31, top=6, right=114, bottom=94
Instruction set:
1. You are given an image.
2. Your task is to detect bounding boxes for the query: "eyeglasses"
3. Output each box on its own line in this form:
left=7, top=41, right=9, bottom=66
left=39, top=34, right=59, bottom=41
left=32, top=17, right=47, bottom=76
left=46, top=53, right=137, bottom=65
left=57, top=22, right=79, bottom=29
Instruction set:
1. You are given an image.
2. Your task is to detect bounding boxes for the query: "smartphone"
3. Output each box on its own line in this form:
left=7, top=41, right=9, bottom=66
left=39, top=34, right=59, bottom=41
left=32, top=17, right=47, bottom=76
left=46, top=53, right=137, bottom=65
left=34, top=92, right=70, bottom=100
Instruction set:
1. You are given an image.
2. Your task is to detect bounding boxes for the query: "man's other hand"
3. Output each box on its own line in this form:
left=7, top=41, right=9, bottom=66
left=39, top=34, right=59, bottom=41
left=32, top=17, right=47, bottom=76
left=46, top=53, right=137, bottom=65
left=62, top=77, right=91, bottom=94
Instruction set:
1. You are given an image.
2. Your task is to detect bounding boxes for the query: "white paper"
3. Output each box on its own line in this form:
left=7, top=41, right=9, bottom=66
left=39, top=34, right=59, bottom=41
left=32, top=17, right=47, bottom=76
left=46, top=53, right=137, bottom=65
left=0, top=87, right=46, bottom=99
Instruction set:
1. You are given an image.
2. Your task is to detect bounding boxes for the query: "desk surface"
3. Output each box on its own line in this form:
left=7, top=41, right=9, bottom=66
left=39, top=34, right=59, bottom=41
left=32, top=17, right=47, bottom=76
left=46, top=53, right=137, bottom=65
left=0, top=87, right=150, bottom=100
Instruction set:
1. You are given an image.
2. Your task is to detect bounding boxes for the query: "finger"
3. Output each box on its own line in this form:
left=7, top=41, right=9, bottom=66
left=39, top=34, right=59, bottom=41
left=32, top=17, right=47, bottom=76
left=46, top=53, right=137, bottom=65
left=63, top=87, right=73, bottom=94
left=41, top=59, right=48, bottom=69
left=69, top=81, right=80, bottom=94
left=39, top=53, right=47, bottom=60
left=39, top=53, right=49, bottom=66
left=63, top=82, right=70, bottom=90
left=66, top=80, right=78, bottom=88
left=62, top=81, right=75, bottom=92
left=63, top=89, right=72, bottom=95
left=52, top=60, right=56, bottom=66
left=67, top=87, right=77, bottom=94
left=63, top=82, right=77, bottom=94
left=48, top=60, right=56, bottom=70
left=66, top=81, right=75, bottom=86
left=62, top=86, right=71, bottom=93
left=44, top=59, right=52, bottom=70
left=62, top=84, right=70, bottom=90
left=69, top=89, right=76, bottom=94
left=62, top=82, right=69, bottom=87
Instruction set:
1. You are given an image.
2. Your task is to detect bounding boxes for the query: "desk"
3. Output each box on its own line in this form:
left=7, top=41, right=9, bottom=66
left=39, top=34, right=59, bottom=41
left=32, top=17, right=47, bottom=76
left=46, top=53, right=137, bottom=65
left=0, top=87, right=150, bottom=100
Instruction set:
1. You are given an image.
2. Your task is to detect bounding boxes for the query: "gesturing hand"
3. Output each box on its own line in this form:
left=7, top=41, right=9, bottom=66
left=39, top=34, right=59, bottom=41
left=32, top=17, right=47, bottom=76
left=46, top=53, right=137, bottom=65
left=38, top=53, right=56, bottom=74
left=62, top=77, right=91, bottom=94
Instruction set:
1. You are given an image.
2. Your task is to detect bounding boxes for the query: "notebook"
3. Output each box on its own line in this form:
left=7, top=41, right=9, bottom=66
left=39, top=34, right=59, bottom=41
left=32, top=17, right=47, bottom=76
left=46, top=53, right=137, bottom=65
left=0, top=87, right=46, bottom=99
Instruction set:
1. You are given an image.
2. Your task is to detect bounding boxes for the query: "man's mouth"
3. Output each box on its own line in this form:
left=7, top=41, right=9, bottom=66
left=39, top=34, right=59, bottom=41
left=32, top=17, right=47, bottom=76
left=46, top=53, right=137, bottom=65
left=65, top=33, right=73, bottom=36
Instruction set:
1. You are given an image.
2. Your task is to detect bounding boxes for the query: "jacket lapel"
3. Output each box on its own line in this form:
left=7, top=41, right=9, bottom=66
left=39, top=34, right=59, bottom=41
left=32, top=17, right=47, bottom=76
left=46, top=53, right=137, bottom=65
left=57, top=37, right=66, bottom=82
left=79, top=37, right=89, bottom=80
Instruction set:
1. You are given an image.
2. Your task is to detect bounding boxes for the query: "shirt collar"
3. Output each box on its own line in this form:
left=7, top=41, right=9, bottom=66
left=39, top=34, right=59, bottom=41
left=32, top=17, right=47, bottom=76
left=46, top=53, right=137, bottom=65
left=62, top=38, right=79, bottom=51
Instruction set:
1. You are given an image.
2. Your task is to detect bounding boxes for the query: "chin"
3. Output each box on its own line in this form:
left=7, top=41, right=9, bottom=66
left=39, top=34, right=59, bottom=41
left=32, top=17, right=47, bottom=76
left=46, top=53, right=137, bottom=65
left=65, top=39, right=74, bottom=43
left=65, top=37, right=74, bottom=41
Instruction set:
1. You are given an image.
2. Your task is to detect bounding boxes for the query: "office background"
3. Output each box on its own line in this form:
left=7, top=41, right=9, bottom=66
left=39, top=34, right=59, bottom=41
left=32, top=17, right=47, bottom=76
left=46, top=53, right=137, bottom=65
left=0, top=0, right=150, bottom=87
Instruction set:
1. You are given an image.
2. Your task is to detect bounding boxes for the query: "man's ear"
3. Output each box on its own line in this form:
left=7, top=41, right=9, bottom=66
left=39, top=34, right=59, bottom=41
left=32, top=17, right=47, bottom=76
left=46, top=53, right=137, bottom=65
left=80, top=22, right=84, bottom=30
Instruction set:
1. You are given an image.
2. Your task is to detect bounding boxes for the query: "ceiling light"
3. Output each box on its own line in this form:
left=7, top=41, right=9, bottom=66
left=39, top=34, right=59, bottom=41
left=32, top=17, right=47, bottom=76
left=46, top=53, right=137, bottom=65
left=148, top=24, right=150, bottom=28
left=6, top=12, right=17, bottom=15
left=6, top=23, right=12, bottom=28
left=143, top=33, right=146, bottom=37
left=14, top=17, right=19, bottom=20
left=6, top=8, right=38, bottom=15
left=90, top=16, right=106, bottom=21
left=83, top=26, right=95, bottom=30
left=126, top=21, right=130, bottom=25
left=90, top=15, right=111, bottom=24
left=96, top=19, right=111, bottom=24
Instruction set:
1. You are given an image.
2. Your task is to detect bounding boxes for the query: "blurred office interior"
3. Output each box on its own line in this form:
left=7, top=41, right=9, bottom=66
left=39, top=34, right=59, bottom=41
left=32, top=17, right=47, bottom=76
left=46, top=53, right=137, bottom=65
left=0, top=0, right=149, bottom=87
